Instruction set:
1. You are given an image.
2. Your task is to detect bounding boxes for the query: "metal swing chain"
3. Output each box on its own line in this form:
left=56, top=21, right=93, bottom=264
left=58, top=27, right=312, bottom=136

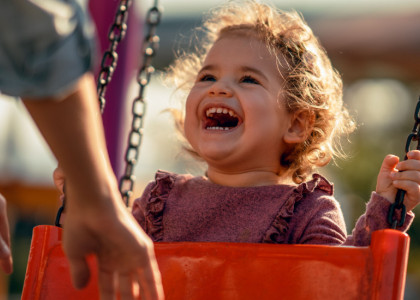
left=119, top=1, right=161, bottom=206
left=388, top=96, right=420, bottom=229
left=97, top=0, right=133, bottom=113
left=97, top=0, right=162, bottom=206
left=55, top=0, right=161, bottom=226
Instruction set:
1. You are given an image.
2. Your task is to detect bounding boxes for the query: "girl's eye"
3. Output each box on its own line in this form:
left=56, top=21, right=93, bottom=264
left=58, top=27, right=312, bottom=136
left=241, top=75, right=260, bottom=85
left=199, top=74, right=216, bottom=82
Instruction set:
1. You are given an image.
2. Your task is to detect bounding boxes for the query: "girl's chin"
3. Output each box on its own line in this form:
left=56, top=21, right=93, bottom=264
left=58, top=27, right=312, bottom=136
left=197, top=145, right=238, bottom=163
left=199, top=150, right=234, bottom=162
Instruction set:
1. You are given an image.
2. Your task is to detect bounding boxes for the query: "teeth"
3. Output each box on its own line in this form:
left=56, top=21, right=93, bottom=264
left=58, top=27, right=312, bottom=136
left=205, top=107, right=237, bottom=117
left=207, top=126, right=231, bottom=131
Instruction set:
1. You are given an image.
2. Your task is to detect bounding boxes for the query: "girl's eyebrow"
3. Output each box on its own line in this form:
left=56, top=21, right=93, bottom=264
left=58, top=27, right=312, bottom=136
left=198, top=64, right=216, bottom=74
left=240, top=66, right=268, bottom=81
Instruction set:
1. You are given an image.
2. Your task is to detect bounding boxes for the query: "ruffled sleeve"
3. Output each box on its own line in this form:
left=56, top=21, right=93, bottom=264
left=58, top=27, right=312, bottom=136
left=344, top=192, right=414, bottom=246
left=132, top=170, right=175, bottom=241
left=262, top=174, right=339, bottom=244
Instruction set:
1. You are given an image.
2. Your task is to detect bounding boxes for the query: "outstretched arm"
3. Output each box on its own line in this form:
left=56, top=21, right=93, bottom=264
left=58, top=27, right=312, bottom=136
left=23, top=74, right=164, bottom=300
left=344, top=152, right=419, bottom=246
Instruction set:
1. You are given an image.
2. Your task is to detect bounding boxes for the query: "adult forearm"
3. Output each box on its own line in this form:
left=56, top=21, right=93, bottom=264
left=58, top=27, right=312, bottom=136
left=22, top=73, right=117, bottom=207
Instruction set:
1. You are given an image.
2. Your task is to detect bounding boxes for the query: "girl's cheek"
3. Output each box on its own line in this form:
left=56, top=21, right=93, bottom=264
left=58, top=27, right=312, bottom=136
left=184, top=99, right=199, bottom=128
left=185, top=91, right=202, bottom=114
left=185, top=98, right=195, bottom=116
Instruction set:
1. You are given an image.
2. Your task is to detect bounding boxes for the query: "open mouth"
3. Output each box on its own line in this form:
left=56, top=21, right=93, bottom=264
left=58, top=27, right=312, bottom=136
left=204, top=107, right=241, bottom=131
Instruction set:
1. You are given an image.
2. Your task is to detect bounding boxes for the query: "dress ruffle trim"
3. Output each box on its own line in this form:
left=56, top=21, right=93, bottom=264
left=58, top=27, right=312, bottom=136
left=262, top=174, right=333, bottom=243
left=145, top=170, right=175, bottom=241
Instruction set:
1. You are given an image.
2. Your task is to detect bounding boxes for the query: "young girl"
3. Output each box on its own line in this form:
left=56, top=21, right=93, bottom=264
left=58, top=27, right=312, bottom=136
left=59, top=0, right=419, bottom=246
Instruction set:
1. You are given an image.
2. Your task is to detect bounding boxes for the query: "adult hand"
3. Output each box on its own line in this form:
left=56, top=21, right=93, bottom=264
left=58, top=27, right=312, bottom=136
left=54, top=164, right=164, bottom=299
left=376, top=150, right=420, bottom=212
left=0, top=194, right=12, bottom=274
left=63, top=180, right=164, bottom=300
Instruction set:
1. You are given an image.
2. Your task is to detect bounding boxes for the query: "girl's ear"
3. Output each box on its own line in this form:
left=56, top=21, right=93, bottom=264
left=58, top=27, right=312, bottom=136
left=284, top=110, right=314, bottom=144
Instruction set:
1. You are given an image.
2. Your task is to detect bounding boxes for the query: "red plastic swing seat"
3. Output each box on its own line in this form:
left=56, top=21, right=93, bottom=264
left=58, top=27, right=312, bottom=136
left=22, top=225, right=409, bottom=300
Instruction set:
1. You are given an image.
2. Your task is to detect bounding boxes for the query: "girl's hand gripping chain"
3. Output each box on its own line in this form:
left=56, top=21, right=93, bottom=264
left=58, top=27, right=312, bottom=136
left=376, top=151, right=420, bottom=213
left=377, top=98, right=420, bottom=227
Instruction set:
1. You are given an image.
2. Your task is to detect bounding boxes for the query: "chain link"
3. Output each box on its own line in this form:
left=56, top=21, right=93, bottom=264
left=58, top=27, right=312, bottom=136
left=119, top=1, right=162, bottom=206
left=97, top=0, right=133, bottom=113
left=388, top=96, right=420, bottom=228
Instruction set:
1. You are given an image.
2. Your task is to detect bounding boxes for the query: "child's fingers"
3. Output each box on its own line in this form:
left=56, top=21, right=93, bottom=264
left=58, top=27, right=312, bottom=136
left=395, top=159, right=420, bottom=172
left=392, top=179, right=420, bottom=211
left=394, top=152, right=420, bottom=175
left=379, top=155, right=399, bottom=174
left=393, top=178, right=420, bottom=192
left=385, top=154, right=399, bottom=168
left=398, top=150, right=420, bottom=170
left=391, top=170, right=420, bottom=183
left=53, top=167, right=65, bottom=193
left=376, top=155, right=400, bottom=200
left=407, top=150, right=420, bottom=160
left=391, top=151, right=420, bottom=211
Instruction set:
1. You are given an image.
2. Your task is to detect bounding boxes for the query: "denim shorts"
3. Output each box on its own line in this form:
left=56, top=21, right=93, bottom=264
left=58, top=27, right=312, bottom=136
left=0, top=0, right=95, bottom=98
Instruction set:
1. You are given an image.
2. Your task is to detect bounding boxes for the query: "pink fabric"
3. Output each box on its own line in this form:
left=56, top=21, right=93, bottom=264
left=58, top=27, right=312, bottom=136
left=132, top=170, right=414, bottom=246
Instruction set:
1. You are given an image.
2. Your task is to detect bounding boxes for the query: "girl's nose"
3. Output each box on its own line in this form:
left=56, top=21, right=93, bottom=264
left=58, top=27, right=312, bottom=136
left=208, top=80, right=233, bottom=97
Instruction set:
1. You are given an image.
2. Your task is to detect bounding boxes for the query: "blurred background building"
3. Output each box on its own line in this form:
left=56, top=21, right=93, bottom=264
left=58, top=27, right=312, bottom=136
left=1, top=0, right=420, bottom=298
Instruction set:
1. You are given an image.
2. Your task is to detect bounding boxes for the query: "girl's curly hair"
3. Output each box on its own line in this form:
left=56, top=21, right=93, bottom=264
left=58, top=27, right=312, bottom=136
left=166, top=0, right=355, bottom=184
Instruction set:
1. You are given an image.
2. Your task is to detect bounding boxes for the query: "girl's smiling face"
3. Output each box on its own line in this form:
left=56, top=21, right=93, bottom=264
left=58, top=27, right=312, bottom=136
left=184, top=34, right=297, bottom=181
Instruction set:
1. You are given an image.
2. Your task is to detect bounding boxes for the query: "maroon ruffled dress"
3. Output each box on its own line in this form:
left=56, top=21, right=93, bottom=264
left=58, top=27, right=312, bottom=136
left=132, top=170, right=414, bottom=246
